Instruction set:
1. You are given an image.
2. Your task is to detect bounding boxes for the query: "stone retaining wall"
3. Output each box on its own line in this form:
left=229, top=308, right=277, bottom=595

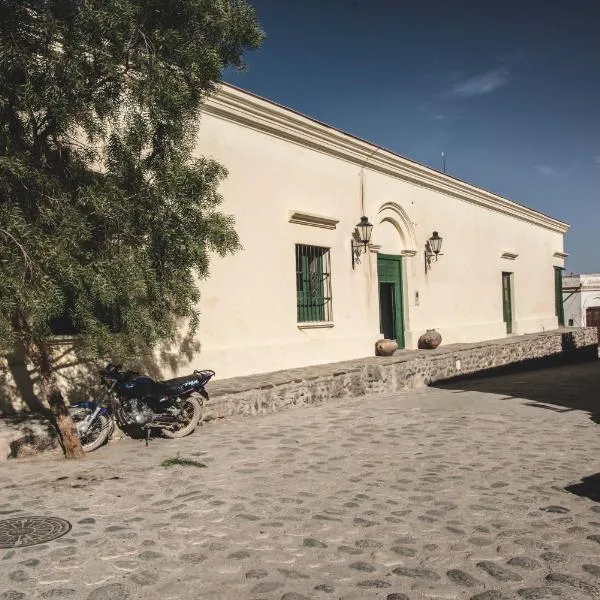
left=1, top=327, right=597, bottom=460
left=201, top=328, right=598, bottom=422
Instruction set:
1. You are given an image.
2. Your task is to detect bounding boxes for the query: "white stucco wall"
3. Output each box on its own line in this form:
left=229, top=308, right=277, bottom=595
left=161, top=86, right=567, bottom=380
left=563, top=275, right=583, bottom=327
left=563, top=274, right=600, bottom=327
left=363, top=170, right=564, bottom=346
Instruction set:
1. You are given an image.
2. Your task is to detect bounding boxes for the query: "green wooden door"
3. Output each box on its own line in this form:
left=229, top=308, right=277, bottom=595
left=502, top=272, right=513, bottom=334
left=377, top=254, right=404, bottom=348
left=554, top=266, right=564, bottom=326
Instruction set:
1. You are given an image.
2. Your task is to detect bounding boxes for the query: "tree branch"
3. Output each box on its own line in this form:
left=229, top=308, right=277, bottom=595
left=0, top=228, right=34, bottom=276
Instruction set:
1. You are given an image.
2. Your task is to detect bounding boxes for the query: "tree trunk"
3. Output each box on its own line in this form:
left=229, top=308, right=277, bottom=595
left=12, top=313, right=85, bottom=459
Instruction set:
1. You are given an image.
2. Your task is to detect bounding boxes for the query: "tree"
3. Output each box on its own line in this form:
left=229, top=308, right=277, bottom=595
left=0, top=0, right=262, bottom=457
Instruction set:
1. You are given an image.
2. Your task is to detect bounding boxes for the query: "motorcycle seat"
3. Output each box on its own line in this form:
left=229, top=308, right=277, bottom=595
left=150, top=375, right=199, bottom=397
left=144, top=371, right=214, bottom=402
left=161, top=374, right=200, bottom=389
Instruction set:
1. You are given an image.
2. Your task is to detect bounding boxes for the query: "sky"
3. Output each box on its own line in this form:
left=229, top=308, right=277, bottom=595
left=224, top=0, right=600, bottom=273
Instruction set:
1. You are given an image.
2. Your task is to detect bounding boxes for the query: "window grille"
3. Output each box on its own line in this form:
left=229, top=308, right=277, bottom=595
left=295, top=244, right=332, bottom=322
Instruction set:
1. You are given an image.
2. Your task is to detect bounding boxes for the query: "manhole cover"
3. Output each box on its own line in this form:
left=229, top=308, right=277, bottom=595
left=0, top=517, right=71, bottom=548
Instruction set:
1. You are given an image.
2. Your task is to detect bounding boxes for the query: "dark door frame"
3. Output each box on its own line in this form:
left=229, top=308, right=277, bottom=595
left=585, top=306, right=600, bottom=342
left=377, top=253, right=405, bottom=349
left=502, top=271, right=514, bottom=334
left=554, top=266, right=565, bottom=326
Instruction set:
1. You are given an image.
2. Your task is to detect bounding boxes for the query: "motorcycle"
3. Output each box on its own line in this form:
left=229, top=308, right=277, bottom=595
left=69, top=363, right=215, bottom=452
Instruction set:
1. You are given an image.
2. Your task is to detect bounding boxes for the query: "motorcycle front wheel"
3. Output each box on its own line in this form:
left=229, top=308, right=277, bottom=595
left=70, top=406, right=112, bottom=452
left=161, top=395, right=202, bottom=439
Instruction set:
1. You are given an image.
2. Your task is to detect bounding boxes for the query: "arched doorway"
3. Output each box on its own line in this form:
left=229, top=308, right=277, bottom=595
left=370, top=203, right=417, bottom=349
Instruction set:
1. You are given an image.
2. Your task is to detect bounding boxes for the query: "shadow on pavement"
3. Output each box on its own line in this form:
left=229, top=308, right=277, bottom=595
left=565, top=473, right=600, bottom=503
left=434, top=359, right=600, bottom=425
left=435, top=358, right=600, bottom=504
left=432, top=350, right=600, bottom=502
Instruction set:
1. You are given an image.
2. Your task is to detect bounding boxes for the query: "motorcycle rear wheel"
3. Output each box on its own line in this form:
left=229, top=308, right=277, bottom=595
left=161, top=395, right=202, bottom=439
left=70, top=407, right=112, bottom=452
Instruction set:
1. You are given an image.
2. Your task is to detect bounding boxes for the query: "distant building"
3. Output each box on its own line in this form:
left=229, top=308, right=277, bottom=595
left=563, top=274, right=600, bottom=336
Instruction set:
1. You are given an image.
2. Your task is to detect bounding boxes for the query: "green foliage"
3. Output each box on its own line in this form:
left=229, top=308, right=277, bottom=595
left=161, top=455, right=207, bottom=468
left=0, top=0, right=262, bottom=359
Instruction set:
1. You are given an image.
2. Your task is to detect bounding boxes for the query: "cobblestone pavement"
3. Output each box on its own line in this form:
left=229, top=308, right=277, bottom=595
left=2, top=362, right=600, bottom=600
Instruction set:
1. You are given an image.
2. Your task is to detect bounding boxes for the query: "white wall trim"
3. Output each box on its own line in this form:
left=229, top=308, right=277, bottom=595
left=501, top=251, right=519, bottom=260
left=297, top=322, right=335, bottom=329
left=369, top=245, right=416, bottom=257
left=376, top=201, right=419, bottom=254
left=289, top=210, right=339, bottom=229
left=202, top=84, right=570, bottom=235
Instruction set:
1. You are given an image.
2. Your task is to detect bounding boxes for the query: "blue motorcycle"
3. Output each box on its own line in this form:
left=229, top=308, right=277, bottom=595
left=69, top=363, right=215, bottom=452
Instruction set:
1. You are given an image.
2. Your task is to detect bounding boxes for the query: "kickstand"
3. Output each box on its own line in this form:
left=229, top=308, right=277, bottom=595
left=145, top=427, right=151, bottom=447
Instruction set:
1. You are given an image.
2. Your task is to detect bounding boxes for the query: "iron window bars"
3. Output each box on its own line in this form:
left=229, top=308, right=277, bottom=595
left=296, top=244, right=333, bottom=323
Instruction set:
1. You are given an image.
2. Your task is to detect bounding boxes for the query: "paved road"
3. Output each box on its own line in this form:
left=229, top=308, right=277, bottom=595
left=1, top=362, right=600, bottom=600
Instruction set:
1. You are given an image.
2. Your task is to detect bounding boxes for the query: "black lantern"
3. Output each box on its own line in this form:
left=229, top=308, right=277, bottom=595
left=356, top=216, right=373, bottom=246
left=429, top=231, right=443, bottom=255
left=351, top=216, right=373, bottom=268
left=425, top=231, right=443, bottom=272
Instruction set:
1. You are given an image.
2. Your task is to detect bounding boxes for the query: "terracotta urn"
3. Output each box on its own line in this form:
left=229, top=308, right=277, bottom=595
left=418, top=329, right=442, bottom=350
left=375, top=338, right=398, bottom=356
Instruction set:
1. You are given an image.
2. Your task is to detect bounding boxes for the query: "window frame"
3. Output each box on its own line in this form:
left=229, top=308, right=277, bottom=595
left=295, top=244, right=333, bottom=324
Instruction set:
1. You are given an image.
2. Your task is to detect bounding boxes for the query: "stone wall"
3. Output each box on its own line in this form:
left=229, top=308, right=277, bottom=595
left=201, top=328, right=598, bottom=422
left=1, top=327, right=596, bottom=460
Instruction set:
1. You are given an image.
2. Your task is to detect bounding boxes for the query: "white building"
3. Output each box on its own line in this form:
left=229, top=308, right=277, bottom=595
left=563, top=274, right=600, bottom=335
left=170, top=84, right=569, bottom=380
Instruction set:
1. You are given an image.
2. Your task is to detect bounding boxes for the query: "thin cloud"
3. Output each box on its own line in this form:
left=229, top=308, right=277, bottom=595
left=535, top=164, right=563, bottom=177
left=594, top=156, right=600, bottom=165
left=449, top=67, right=510, bottom=98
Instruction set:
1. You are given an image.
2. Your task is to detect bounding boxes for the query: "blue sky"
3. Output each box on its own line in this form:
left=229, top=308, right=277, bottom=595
left=224, top=0, right=600, bottom=273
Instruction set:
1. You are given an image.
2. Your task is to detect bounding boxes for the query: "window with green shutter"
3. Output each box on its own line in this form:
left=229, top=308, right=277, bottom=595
left=296, top=244, right=332, bottom=323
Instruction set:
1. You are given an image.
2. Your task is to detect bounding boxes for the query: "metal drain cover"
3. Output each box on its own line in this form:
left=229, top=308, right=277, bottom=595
left=0, top=517, right=72, bottom=548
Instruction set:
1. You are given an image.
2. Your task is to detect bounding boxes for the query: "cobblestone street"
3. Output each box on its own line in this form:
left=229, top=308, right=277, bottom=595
left=1, top=362, right=600, bottom=600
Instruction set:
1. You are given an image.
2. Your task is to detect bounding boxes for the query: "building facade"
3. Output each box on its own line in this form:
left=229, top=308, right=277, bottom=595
left=563, top=274, right=600, bottom=337
left=171, top=84, right=568, bottom=380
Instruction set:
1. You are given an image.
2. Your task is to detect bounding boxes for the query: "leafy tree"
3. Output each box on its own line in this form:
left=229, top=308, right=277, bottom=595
left=0, top=0, right=262, bottom=457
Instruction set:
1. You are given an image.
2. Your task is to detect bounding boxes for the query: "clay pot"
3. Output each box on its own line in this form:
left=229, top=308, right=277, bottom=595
left=375, top=338, right=398, bottom=356
left=418, top=329, right=442, bottom=350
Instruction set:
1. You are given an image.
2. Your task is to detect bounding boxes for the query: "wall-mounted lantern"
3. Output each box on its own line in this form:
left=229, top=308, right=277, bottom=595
left=351, top=216, right=373, bottom=268
left=425, top=231, right=443, bottom=272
